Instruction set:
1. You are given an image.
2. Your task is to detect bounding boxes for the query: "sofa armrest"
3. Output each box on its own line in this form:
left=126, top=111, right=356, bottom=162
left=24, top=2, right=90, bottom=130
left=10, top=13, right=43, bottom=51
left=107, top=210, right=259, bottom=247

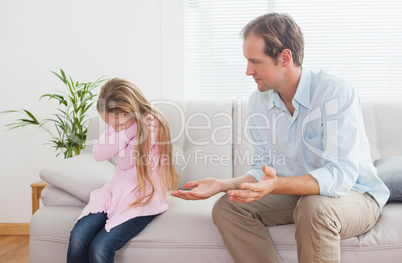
left=40, top=153, right=115, bottom=203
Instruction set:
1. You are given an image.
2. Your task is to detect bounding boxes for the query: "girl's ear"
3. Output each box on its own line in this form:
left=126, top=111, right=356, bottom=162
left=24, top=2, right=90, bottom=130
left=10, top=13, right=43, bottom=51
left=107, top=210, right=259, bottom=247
left=280, top=49, right=292, bottom=66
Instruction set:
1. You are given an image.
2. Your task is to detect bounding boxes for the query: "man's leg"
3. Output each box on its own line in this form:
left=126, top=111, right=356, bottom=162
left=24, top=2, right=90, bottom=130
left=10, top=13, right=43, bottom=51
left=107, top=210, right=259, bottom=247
left=294, top=190, right=381, bottom=263
left=212, top=194, right=300, bottom=263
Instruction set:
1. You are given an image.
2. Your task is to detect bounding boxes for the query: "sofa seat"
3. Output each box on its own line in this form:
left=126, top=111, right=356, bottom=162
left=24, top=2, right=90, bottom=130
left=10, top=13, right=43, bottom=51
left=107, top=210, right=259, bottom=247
left=30, top=196, right=402, bottom=263
left=30, top=194, right=234, bottom=263
left=30, top=98, right=402, bottom=262
left=270, top=203, right=402, bottom=262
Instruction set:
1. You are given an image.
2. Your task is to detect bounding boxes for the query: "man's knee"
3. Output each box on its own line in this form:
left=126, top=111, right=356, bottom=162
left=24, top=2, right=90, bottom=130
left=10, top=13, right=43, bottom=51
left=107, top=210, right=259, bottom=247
left=293, top=195, right=337, bottom=231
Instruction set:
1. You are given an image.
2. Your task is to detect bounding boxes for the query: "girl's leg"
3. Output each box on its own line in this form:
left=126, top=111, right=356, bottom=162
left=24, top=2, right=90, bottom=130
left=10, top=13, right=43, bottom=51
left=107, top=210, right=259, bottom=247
left=88, top=214, right=158, bottom=263
left=67, top=212, right=108, bottom=263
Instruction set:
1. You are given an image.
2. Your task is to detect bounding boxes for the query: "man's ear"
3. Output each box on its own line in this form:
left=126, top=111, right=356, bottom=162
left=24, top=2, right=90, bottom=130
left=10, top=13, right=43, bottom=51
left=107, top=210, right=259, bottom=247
left=280, top=49, right=292, bottom=66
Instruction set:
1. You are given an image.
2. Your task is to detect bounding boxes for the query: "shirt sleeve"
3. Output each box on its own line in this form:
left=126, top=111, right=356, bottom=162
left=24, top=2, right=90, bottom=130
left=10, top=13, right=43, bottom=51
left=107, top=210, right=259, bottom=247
left=115, top=121, right=158, bottom=170
left=308, top=83, right=361, bottom=197
left=92, top=123, right=137, bottom=162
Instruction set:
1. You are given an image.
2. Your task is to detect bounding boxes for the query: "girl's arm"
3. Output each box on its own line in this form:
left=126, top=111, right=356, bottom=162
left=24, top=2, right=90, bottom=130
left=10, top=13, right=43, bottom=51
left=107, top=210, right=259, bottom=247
left=116, top=122, right=157, bottom=170
left=93, top=123, right=137, bottom=162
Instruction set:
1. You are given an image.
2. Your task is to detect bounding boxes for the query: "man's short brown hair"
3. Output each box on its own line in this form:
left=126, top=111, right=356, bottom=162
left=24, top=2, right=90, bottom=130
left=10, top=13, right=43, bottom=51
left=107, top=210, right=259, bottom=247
left=241, top=13, right=304, bottom=67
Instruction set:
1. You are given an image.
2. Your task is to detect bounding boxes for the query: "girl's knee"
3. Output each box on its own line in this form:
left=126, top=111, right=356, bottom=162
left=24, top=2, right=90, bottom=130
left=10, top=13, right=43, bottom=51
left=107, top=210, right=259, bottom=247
left=89, top=241, right=113, bottom=263
left=68, top=222, right=99, bottom=258
left=69, top=228, right=86, bottom=249
left=67, top=229, right=89, bottom=262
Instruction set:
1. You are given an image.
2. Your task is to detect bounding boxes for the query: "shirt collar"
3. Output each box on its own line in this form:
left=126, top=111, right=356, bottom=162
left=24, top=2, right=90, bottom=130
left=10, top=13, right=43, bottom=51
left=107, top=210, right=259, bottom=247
left=293, top=67, right=311, bottom=109
left=265, top=67, right=311, bottom=111
left=265, top=90, right=276, bottom=110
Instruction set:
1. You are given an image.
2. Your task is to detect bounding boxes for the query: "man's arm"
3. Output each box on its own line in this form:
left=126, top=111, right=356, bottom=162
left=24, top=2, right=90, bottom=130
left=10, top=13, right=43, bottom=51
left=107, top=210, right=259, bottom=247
left=171, top=174, right=258, bottom=200
left=170, top=164, right=320, bottom=202
left=228, top=165, right=319, bottom=203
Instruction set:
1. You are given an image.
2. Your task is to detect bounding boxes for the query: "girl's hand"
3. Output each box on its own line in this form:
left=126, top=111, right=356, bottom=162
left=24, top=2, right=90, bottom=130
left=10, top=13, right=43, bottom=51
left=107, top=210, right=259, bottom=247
left=144, top=113, right=156, bottom=131
left=117, top=116, right=136, bottom=132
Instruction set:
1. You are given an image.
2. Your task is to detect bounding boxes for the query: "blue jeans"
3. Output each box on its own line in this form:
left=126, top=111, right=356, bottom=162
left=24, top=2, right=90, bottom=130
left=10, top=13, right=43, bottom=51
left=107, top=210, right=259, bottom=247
left=67, top=212, right=157, bottom=263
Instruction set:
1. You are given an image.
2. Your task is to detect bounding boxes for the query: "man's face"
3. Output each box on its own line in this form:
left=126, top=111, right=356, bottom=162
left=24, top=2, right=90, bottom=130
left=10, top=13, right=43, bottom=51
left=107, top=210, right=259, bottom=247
left=243, top=34, right=283, bottom=92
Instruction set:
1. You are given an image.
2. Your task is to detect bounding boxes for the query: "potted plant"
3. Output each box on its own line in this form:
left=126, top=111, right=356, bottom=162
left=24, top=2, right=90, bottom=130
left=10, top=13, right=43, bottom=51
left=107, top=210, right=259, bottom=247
left=1, top=69, right=106, bottom=158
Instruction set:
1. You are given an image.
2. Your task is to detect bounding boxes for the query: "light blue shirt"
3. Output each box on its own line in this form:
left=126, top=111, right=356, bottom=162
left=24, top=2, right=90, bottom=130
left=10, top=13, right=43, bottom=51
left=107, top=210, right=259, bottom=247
left=246, top=68, right=390, bottom=209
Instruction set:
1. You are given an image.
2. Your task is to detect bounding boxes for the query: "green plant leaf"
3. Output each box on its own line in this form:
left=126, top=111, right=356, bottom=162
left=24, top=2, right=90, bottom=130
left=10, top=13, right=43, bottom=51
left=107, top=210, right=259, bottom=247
left=66, top=78, right=75, bottom=98
left=51, top=69, right=67, bottom=85
left=1, top=69, right=105, bottom=158
left=40, top=94, right=68, bottom=106
left=0, top=110, right=19, bottom=115
left=22, top=109, right=39, bottom=123
left=60, top=69, right=66, bottom=80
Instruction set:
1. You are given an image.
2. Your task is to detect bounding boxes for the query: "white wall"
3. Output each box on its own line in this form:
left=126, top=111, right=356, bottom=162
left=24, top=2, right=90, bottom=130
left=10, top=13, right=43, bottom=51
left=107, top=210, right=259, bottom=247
left=0, top=0, right=184, bottom=223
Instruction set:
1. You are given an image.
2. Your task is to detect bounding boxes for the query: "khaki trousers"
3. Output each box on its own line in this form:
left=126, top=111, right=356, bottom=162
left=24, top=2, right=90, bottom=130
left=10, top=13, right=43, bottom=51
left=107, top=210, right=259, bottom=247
left=212, top=190, right=380, bottom=263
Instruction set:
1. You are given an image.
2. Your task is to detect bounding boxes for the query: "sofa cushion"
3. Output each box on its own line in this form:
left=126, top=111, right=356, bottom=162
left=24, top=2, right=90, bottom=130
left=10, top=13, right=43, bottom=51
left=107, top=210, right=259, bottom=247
left=41, top=185, right=87, bottom=207
left=30, top=196, right=402, bottom=263
left=233, top=97, right=254, bottom=178
left=183, top=99, right=233, bottom=185
left=370, top=100, right=402, bottom=159
left=39, top=153, right=115, bottom=202
left=152, top=100, right=187, bottom=189
left=361, top=100, right=381, bottom=162
left=30, top=194, right=233, bottom=263
left=84, top=117, right=104, bottom=154
left=374, top=156, right=402, bottom=202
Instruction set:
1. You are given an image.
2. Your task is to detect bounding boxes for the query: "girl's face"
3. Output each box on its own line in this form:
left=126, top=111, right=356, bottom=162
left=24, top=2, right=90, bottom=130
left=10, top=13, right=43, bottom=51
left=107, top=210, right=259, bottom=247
left=100, top=112, right=135, bottom=132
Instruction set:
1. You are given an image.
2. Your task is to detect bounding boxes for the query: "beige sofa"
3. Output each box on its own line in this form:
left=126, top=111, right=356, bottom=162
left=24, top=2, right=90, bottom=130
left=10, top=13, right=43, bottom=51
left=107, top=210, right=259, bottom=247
left=29, top=98, right=402, bottom=262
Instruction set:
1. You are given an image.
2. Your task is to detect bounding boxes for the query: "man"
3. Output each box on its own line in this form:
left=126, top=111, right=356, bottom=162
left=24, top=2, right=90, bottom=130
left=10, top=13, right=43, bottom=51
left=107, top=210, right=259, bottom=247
left=172, top=13, right=389, bottom=263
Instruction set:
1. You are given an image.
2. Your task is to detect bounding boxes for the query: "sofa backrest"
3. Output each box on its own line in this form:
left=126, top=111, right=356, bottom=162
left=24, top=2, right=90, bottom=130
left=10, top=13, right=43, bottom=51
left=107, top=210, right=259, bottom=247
left=84, top=99, right=235, bottom=189
left=361, top=99, right=402, bottom=161
left=160, top=99, right=234, bottom=189
left=85, top=98, right=402, bottom=188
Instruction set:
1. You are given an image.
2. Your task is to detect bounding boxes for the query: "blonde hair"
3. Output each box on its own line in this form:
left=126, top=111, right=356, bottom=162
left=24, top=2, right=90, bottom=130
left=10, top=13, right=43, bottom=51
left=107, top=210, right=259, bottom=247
left=96, top=78, right=178, bottom=207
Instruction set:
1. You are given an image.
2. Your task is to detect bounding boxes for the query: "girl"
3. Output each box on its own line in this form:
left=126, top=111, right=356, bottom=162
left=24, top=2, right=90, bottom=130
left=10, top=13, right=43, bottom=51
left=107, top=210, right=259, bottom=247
left=67, top=78, right=178, bottom=263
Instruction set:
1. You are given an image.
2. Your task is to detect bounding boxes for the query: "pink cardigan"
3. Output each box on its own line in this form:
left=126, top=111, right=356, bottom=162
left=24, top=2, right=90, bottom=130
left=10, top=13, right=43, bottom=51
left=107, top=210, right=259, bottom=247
left=77, top=121, right=168, bottom=232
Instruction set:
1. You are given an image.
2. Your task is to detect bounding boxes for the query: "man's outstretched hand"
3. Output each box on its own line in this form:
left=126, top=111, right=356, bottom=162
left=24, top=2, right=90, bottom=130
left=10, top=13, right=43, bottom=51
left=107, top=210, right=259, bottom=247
left=171, top=178, right=228, bottom=200
left=227, top=165, right=278, bottom=203
left=171, top=165, right=279, bottom=203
